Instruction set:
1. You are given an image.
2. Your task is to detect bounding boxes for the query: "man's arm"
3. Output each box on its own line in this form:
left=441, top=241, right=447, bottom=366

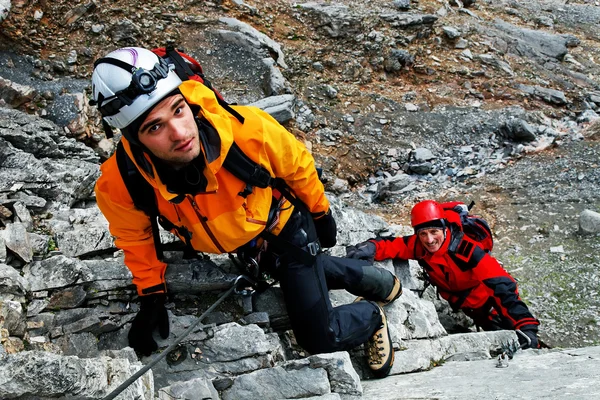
left=472, top=254, right=540, bottom=331
left=373, top=236, right=417, bottom=261
left=347, top=235, right=417, bottom=261
left=95, top=158, right=168, bottom=296
left=252, top=107, right=329, bottom=215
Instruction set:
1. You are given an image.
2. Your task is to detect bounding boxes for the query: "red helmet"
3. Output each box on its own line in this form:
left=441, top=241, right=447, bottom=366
left=411, top=200, right=446, bottom=232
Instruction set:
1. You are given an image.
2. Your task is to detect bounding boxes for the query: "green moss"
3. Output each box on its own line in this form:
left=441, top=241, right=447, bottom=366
left=47, top=237, right=58, bottom=252
left=430, top=358, right=446, bottom=368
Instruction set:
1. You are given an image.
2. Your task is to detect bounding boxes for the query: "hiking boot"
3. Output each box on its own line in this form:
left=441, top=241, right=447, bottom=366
left=367, top=303, right=394, bottom=378
left=381, top=275, right=402, bottom=306
left=354, top=275, right=402, bottom=307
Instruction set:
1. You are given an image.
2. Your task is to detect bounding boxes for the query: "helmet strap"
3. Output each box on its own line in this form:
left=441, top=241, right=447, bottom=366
left=102, top=120, right=114, bottom=139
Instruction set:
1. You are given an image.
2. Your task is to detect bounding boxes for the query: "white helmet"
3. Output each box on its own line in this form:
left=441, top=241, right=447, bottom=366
left=91, top=47, right=182, bottom=130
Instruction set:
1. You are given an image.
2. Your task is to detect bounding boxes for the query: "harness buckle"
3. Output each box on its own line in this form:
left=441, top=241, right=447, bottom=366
left=233, top=275, right=257, bottom=296
left=306, top=241, right=321, bottom=256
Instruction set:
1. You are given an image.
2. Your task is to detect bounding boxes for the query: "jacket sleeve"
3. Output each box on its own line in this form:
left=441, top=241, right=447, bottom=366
left=251, top=107, right=330, bottom=216
left=373, top=236, right=417, bottom=261
left=471, top=253, right=539, bottom=331
left=95, top=156, right=168, bottom=296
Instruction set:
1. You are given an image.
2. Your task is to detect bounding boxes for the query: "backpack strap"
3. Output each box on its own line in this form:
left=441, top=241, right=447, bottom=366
left=115, top=142, right=164, bottom=261
left=223, top=141, right=276, bottom=197
left=223, top=142, right=319, bottom=264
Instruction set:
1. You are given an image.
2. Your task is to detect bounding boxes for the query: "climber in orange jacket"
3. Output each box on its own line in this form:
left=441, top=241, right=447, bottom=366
left=347, top=200, right=541, bottom=349
left=90, top=46, right=401, bottom=377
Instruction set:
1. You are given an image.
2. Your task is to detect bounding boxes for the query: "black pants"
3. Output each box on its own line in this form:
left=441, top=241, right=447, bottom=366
left=267, top=208, right=389, bottom=355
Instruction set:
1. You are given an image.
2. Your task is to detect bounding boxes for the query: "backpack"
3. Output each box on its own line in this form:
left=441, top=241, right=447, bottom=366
left=151, top=46, right=245, bottom=124
left=441, top=201, right=493, bottom=252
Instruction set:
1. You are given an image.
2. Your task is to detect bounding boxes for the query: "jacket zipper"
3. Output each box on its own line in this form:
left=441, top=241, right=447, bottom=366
left=187, top=195, right=226, bottom=253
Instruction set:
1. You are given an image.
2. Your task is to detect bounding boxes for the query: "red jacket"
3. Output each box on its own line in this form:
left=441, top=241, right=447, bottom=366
left=373, top=223, right=539, bottom=331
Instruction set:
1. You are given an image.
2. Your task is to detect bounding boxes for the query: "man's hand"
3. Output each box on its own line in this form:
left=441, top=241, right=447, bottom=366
left=128, top=293, right=170, bottom=356
left=345, top=240, right=377, bottom=262
left=517, top=328, right=540, bottom=349
left=314, top=211, right=337, bottom=248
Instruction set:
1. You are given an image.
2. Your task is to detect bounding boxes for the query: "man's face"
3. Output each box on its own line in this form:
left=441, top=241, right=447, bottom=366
left=137, top=94, right=200, bottom=168
left=417, top=228, right=445, bottom=253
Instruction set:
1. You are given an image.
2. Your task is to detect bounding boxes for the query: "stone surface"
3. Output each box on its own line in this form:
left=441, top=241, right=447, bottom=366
left=362, top=346, right=600, bottom=399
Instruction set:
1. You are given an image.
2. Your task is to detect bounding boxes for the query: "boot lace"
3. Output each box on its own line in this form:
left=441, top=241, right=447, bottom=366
left=368, top=331, right=385, bottom=365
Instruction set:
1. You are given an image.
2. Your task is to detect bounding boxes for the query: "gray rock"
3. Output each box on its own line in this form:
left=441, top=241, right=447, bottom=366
left=0, top=351, right=152, bottom=399
left=222, top=365, right=330, bottom=400
left=478, top=54, right=514, bottom=76
left=0, top=263, right=28, bottom=300
left=74, top=259, right=133, bottom=296
left=579, top=209, right=600, bottom=234
left=108, top=18, right=141, bottom=44
left=158, top=377, right=220, bottom=400
left=0, top=236, right=5, bottom=264
left=239, top=311, right=270, bottom=328
left=0, top=76, right=35, bottom=107
left=455, top=38, right=469, bottom=49
left=261, top=57, right=291, bottom=96
left=443, top=26, right=461, bottom=39
left=383, top=49, right=414, bottom=72
left=499, top=118, right=537, bottom=142
left=412, top=147, right=435, bottom=162
left=284, top=352, right=362, bottom=396
left=0, top=299, right=26, bottom=337
left=298, top=3, right=360, bottom=38
left=409, top=162, right=434, bottom=175
left=26, top=312, right=55, bottom=336
left=54, top=332, right=99, bottom=358
left=389, top=330, right=516, bottom=375
left=55, top=225, right=114, bottom=258
left=253, top=286, right=290, bottom=331
left=380, top=12, right=438, bottom=28
left=0, top=139, right=99, bottom=208
left=393, top=0, right=411, bottom=10
left=46, top=285, right=87, bottom=310
left=577, top=110, right=599, bottom=123
left=202, top=322, right=275, bottom=362
left=515, top=84, right=568, bottom=106
left=0, top=0, right=10, bottom=22
left=0, top=107, right=98, bottom=162
left=250, top=94, right=296, bottom=123
left=219, top=17, right=287, bottom=69
left=363, top=346, right=600, bottom=399
left=165, top=260, right=237, bottom=294
left=26, top=298, right=49, bottom=317
left=330, top=178, right=350, bottom=194
left=2, top=222, right=32, bottom=263
left=7, top=190, right=47, bottom=208
left=22, top=255, right=81, bottom=292
left=386, top=173, right=413, bottom=192
left=492, top=20, right=572, bottom=61
left=12, top=202, right=33, bottom=231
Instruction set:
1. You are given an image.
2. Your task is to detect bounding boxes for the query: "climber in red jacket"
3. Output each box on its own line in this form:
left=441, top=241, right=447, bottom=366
left=346, top=199, right=541, bottom=349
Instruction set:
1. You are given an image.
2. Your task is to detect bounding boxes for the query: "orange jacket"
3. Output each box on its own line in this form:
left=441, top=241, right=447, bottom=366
left=95, top=80, right=329, bottom=295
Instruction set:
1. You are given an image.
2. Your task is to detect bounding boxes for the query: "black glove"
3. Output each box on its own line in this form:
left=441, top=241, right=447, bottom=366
left=313, top=211, right=337, bottom=248
left=345, top=240, right=377, bottom=262
left=517, top=328, right=540, bottom=349
left=128, top=293, right=169, bottom=356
